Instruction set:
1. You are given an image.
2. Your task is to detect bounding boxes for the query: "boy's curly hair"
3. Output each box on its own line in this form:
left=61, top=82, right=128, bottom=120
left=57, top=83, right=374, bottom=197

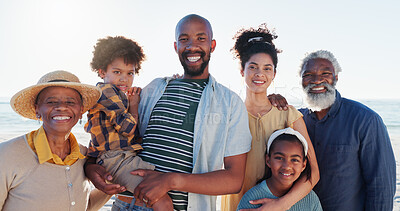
left=90, top=36, right=145, bottom=76
left=232, top=24, right=281, bottom=72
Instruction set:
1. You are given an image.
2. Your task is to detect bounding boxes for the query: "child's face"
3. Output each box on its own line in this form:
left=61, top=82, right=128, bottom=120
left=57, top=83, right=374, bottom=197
left=99, top=57, right=135, bottom=92
left=266, top=140, right=306, bottom=187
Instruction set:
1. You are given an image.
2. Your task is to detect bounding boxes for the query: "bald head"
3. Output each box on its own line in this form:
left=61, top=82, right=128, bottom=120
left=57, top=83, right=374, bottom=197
left=175, top=14, right=213, bottom=40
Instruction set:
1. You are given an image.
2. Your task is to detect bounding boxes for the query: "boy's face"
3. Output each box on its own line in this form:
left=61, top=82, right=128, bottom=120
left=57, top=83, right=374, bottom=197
left=99, top=57, right=135, bottom=92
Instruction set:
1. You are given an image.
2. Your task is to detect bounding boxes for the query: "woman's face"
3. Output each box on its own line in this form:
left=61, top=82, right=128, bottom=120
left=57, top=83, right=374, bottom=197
left=241, top=53, right=276, bottom=94
left=35, top=86, right=83, bottom=137
left=266, top=140, right=306, bottom=187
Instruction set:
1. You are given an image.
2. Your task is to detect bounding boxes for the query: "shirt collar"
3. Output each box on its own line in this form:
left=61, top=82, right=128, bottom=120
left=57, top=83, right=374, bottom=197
left=27, top=126, right=85, bottom=165
left=164, top=74, right=216, bottom=91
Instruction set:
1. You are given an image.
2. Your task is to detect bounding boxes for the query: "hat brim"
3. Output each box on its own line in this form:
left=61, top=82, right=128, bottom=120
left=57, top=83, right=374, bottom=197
left=10, top=82, right=101, bottom=120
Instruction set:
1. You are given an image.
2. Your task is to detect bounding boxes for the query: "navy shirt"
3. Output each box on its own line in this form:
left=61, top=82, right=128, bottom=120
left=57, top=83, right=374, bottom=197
left=299, top=91, right=396, bottom=211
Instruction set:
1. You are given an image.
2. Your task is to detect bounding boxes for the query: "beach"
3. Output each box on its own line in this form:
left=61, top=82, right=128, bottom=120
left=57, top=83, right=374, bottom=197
left=0, top=99, right=399, bottom=210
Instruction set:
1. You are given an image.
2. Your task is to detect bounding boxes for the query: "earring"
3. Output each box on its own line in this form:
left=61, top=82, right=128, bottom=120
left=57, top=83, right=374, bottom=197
left=79, top=119, right=82, bottom=125
left=36, top=114, right=41, bottom=124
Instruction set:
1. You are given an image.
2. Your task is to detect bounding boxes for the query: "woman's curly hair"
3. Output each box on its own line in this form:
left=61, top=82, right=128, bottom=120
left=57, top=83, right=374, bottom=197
left=232, top=24, right=281, bottom=72
left=90, top=36, right=145, bottom=76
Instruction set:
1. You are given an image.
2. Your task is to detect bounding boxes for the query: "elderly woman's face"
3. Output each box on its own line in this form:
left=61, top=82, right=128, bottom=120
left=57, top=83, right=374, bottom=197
left=35, top=87, right=83, bottom=136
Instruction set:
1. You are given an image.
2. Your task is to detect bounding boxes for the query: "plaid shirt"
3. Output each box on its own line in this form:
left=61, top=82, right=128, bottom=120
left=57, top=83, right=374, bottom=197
left=85, top=83, right=142, bottom=157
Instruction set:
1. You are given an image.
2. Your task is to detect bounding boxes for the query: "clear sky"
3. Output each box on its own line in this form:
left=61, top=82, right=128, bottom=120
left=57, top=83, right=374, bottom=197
left=1, top=0, right=399, bottom=106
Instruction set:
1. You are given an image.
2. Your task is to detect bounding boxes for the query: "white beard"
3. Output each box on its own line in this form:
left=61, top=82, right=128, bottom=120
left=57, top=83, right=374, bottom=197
left=303, top=82, right=336, bottom=112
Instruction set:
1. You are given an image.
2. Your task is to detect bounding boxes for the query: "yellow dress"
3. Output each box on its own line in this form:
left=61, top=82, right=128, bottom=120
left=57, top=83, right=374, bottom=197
left=221, top=106, right=302, bottom=211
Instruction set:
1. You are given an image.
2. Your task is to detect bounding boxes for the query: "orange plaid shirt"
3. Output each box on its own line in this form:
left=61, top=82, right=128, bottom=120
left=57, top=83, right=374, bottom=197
left=85, top=83, right=142, bottom=157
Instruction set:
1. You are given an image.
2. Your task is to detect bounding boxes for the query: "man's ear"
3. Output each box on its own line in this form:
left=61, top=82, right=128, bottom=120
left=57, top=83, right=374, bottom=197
left=210, top=40, right=216, bottom=53
left=174, top=42, right=178, bottom=53
left=240, top=68, right=244, bottom=77
left=335, top=74, right=338, bottom=81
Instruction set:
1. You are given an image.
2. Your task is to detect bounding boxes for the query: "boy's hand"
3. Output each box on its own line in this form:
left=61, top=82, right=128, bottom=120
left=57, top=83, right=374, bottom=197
left=172, top=73, right=183, bottom=79
left=127, top=87, right=141, bottom=106
left=127, top=87, right=141, bottom=125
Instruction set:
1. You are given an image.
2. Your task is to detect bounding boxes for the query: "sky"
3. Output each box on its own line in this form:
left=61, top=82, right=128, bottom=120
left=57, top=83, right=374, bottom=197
left=1, top=0, right=399, bottom=107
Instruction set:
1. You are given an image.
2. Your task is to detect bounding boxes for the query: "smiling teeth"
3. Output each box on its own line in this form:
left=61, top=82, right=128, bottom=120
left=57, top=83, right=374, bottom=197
left=253, top=81, right=265, bottom=84
left=187, top=56, right=200, bottom=62
left=53, top=116, right=70, bottom=120
left=281, top=173, right=291, bottom=176
left=312, top=87, right=324, bottom=91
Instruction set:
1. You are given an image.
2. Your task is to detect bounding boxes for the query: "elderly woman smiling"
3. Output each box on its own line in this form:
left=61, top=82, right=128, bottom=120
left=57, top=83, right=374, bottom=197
left=0, top=70, right=108, bottom=210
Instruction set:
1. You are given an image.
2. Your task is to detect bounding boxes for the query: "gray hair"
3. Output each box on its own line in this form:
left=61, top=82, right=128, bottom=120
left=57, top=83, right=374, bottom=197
left=299, top=50, right=342, bottom=77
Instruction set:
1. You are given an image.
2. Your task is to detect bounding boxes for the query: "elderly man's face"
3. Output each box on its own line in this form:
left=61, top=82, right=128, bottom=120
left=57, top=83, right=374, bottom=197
left=302, top=58, right=338, bottom=111
left=174, top=18, right=215, bottom=78
left=302, top=58, right=336, bottom=89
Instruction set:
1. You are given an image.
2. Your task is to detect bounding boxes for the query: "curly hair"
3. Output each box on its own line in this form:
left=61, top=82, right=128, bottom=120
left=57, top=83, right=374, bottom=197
left=232, top=24, right=281, bottom=72
left=90, top=36, right=145, bottom=77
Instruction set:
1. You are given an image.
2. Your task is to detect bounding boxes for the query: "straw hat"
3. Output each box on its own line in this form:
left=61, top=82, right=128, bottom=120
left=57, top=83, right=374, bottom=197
left=10, top=70, right=101, bottom=120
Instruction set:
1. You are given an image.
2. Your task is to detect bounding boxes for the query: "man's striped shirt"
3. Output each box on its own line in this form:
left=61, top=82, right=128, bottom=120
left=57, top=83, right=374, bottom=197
left=140, top=78, right=208, bottom=210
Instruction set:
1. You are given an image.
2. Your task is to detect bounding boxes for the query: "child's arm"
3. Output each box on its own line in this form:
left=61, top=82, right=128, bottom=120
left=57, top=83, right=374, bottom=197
left=125, top=87, right=141, bottom=136
left=127, top=87, right=141, bottom=122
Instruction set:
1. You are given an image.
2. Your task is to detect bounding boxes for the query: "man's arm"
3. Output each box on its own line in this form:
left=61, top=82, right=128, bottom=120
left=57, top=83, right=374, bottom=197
left=131, top=153, right=247, bottom=206
left=84, top=157, right=126, bottom=195
left=267, top=94, right=289, bottom=111
left=360, top=114, right=396, bottom=210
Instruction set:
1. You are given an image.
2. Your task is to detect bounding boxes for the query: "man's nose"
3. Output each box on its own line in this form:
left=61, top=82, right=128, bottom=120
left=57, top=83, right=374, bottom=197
left=310, top=74, right=324, bottom=84
left=186, top=40, right=200, bottom=51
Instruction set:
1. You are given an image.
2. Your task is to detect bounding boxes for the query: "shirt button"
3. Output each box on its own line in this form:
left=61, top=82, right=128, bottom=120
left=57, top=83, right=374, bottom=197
left=66, top=167, right=70, bottom=171
left=71, top=201, right=75, bottom=206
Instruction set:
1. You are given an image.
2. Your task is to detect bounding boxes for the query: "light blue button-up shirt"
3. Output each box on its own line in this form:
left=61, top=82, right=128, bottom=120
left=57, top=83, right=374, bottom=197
left=139, top=75, right=252, bottom=210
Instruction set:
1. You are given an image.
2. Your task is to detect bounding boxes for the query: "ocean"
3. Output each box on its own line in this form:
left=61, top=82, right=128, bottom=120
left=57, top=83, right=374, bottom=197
left=0, top=99, right=399, bottom=209
left=1, top=99, right=399, bottom=142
